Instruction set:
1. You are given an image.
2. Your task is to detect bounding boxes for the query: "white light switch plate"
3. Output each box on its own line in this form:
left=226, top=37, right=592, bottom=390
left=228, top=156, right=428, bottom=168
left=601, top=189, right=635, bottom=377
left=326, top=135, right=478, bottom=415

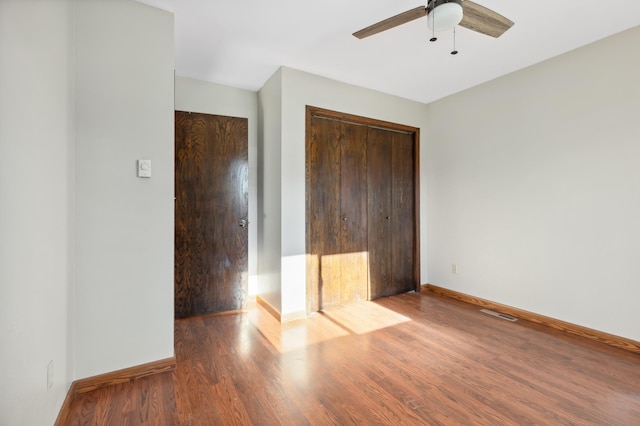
left=137, top=159, right=151, bottom=178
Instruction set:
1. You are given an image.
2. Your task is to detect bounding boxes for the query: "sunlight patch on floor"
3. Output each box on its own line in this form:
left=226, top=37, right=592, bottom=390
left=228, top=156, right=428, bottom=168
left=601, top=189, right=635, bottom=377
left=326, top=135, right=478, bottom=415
left=320, top=301, right=412, bottom=335
left=248, top=299, right=412, bottom=353
left=248, top=301, right=349, bottom=353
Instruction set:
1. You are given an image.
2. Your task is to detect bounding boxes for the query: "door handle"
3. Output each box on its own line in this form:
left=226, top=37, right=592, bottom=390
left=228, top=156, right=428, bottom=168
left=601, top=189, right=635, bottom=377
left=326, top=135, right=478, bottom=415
left=239, top=219, right=248, bottom=228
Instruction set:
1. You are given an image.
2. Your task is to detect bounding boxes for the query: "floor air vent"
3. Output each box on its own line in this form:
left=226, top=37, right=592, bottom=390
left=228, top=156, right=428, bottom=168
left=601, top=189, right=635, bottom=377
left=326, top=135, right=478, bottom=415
left=480, top=309, right=518, bottom=322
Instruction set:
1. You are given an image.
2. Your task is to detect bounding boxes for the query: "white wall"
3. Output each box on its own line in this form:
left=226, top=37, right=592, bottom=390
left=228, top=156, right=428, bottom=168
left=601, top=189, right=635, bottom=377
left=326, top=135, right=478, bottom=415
left=74, top=0, right=175, bottom=378
left=277, top=67, right=430, bottom=318
left=257, top=69, right=283, bottom=311
left=426, top=26, right=640, bottom=341
left=0, top=0, right=74, bottom=424
left=174, top=76, right=259, bottom=296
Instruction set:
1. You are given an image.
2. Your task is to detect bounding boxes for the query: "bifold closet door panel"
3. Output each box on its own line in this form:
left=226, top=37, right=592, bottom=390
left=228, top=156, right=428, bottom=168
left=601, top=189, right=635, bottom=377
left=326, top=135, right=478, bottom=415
left=339, top=122, right=369, bottom=303
left=307, top=117, right=342, bottom=309
left=367, top=127, right=393, bottom=300
left=391, top=131, right=416, bottom=294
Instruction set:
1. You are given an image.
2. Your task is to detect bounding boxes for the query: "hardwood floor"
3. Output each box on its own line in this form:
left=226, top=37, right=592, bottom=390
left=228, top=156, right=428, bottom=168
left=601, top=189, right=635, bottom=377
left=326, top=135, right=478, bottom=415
left=63, top=291, right=640, bottom=425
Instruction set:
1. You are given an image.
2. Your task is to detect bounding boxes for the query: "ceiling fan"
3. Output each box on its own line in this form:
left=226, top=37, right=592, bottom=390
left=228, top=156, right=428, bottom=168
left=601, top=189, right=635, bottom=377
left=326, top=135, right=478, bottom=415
left=353, top=0, right=514, bottom=42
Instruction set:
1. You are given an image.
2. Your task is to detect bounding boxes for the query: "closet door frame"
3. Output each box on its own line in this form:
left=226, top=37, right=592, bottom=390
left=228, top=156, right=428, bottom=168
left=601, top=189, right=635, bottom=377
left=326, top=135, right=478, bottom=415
left=305, top=106, right=421, bottom=314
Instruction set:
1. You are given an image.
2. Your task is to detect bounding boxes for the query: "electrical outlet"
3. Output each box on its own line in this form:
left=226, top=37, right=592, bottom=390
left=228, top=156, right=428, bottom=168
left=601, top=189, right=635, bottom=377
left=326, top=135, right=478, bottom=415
left=47, top=360, right=54, bottom=390
left=452, top=264, right=458, bottom=274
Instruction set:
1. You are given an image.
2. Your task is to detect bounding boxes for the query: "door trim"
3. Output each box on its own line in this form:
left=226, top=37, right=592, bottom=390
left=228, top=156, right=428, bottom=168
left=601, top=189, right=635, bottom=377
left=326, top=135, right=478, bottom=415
left=305, top=106, right=421, bottom=313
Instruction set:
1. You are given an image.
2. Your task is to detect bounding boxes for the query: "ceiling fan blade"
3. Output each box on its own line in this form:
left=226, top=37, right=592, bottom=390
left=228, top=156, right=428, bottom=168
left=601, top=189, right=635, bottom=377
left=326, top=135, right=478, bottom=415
left=353, top=6, right=427, bottom=39
left=459, top=1, right=514, bottom=38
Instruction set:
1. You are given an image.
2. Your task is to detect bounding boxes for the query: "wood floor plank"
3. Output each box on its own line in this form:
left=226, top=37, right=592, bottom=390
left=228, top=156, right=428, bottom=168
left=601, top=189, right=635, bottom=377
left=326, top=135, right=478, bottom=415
left=63, top=291, right=640, bottom=425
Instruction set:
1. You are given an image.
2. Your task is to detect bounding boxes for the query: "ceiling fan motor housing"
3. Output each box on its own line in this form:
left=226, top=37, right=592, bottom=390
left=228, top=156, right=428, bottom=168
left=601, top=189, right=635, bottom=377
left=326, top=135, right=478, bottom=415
left=427, top=0, right=464, bottom=32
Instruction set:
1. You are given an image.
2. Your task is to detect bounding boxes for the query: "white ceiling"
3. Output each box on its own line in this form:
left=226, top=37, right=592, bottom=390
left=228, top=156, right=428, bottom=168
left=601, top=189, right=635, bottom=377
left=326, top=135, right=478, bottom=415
left=137, top=0, right=640, bottom=104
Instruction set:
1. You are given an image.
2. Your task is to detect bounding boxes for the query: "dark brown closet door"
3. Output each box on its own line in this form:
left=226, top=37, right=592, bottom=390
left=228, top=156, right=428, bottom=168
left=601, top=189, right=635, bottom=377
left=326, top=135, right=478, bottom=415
left=367, top=127, right=393, bottom=299
left=339, top=122, right=369, bottom=304
left=368, top=128, right=416, bottom=299
left=306, top=106, right=420, bottom=312
left=390, top=131, right=416, bottom=294
left=307, top=116, right=342, bottom=310
left=307, top=116, right=368, bottom=311
left=174, top=111, right=248, bottom=318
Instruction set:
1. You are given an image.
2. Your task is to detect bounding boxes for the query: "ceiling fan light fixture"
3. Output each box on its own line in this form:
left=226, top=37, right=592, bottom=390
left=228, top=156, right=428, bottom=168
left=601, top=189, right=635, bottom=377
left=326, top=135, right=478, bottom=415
left=427, top=0, right=463, bottom=33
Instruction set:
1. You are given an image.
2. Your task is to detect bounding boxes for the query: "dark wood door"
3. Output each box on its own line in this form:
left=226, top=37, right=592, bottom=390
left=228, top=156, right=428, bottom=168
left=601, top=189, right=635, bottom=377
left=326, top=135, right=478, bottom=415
left=174, top=111, right=248, bottom=318
left=307, top=116, right=368, bottom=311
left=367, top=127, right=393, bottom=299
left=390, top=131, right=417, bottom=295
left=368, top=128, right=416, bottom=299
left=339, top=122, right=369, bottom=304
left=306, top=106, right=420, bottom=312
left=307, top=116, right=342, bottom=310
